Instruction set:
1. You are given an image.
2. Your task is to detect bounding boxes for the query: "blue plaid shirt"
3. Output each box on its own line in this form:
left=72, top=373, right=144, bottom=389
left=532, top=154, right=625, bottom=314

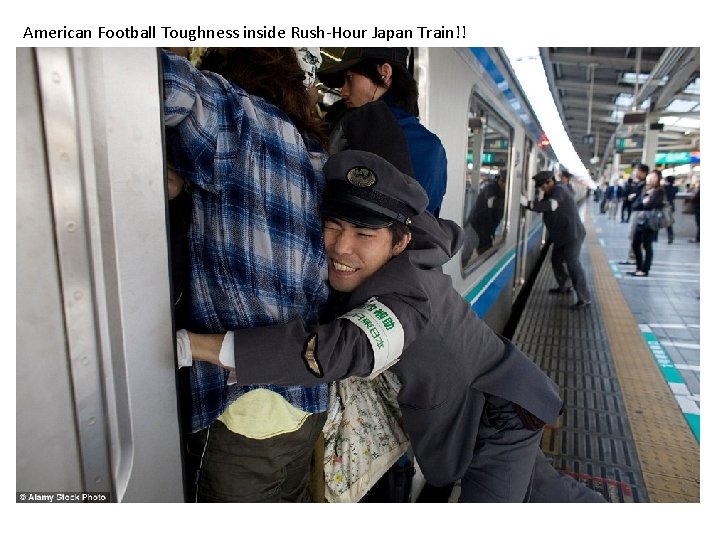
left=162, top=51, right=330, bottom=432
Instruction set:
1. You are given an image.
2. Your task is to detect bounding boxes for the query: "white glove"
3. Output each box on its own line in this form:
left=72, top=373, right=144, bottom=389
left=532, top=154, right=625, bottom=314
left=519, top=194, right=528, bottom=207
left=176, top=329, right=192, bottom=368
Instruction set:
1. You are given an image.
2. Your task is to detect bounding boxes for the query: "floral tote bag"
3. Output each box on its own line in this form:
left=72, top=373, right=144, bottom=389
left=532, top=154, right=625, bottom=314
left=322, top=371, right=410, bottom=503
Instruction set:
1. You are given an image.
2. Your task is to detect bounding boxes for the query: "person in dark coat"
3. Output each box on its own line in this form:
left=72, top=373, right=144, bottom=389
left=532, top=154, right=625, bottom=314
left=604, top=180, right=624, bottom=220
left=559, top=169, right=575, bottom=195
left=689, top=181, right=700, bottom=243
left=628, top=170, right=666, bottom=277
left=178, top=150, right=605, bottom=503
left=662, top=175, right=678, bottom=243
left=317, top=48, right=448, bottom=217
left=520, top=171, right=592, bottom=310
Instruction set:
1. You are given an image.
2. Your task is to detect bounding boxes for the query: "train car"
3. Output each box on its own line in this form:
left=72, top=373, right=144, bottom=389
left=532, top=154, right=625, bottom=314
left=16, top=46, right=572, bottom=502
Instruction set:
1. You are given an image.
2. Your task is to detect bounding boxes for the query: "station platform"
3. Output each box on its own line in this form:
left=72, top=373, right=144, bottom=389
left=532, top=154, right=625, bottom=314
left=511, top=196, right=700, bottom=502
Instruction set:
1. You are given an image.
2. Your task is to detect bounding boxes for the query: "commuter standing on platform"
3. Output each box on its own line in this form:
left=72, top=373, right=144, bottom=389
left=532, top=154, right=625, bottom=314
left=520, top=171, right=591, bottom=310
left=178, top=149, right=606, bottom=503
left=559, top=169, right=575, bottom=195
left=620, top=178, right=632, bottom=222
left=627, top=170, right=665, bottom=277
left=163, top=48, right=331, bottom=502
left=621, top=163, right=649, bottom=223
left=662, top=175, right=678, bottom=243
left=619, top=163, right=649, bottom=265
left=317, top=47, right=448, bottom=217
left=689, top=180, right=700, bottom=243
left=605, top=179, right=624, bottom=221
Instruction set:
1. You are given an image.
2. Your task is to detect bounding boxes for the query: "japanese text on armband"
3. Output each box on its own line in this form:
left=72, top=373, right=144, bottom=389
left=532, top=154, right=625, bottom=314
left=340, top=298, right=404, bottom=378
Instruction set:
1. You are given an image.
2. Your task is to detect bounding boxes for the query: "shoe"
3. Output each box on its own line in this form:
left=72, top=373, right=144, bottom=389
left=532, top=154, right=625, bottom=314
left=668, top=239, right=673, bottom=244
left=548, top=287, right=572, bottom=294
left=689, top=239, right=699, bottom=243
left=618, top=260, right=635, bottom=265
left=634, top=271, right=647, bottom=277
left=570, top=300, right=591, bottom=310
left=626, top=271, right=639, bottom=276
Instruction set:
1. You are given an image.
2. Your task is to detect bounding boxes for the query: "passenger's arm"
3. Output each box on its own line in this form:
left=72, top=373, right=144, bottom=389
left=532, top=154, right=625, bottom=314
left=187, top=332, right=225, bottom=366
left=644, top=189, right=665, bottom=209
left=161, top=49, right=224, bottom=192
left=161, top=49, right=210, bottom=128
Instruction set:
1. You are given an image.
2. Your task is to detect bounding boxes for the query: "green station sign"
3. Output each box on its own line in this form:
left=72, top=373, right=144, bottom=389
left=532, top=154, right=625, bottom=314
left=655, top=151, right=700, bottom=165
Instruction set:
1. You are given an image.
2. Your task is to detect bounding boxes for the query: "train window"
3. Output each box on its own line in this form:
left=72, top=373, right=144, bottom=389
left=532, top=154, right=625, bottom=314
left=460, top=90, right=513, bottom=272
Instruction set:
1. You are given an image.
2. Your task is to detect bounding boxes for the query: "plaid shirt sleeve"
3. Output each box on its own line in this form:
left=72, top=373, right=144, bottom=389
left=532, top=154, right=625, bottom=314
left=161, top=50, right=331, bottom=431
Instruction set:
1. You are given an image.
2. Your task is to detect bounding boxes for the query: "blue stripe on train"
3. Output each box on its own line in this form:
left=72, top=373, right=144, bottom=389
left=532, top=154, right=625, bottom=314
left=469, top=48, right=542, bottom=142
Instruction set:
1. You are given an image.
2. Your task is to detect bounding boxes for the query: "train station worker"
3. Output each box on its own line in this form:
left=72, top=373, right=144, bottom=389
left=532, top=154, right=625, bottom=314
left=317, top=47, right=448, bottom=217
left=520, top=171, right=592, bottom=310
left=178, top=150, right=605, bottom=503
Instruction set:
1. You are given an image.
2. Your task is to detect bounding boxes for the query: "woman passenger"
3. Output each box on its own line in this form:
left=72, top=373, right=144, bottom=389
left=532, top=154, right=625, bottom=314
left=164, top=47, right=330, bottom=503
left=628, top=170, right=665, bottom=277
left=317, top=48, right=448, bottom=217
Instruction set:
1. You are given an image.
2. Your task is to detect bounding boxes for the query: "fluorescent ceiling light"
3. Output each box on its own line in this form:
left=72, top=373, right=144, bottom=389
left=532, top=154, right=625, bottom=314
left=503, top=47, right=594, bottom=185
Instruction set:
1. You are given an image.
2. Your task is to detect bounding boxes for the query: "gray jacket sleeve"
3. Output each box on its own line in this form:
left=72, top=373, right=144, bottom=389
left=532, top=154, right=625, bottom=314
left=232, top=259, right=431, bottom=386
left=232, top=316, right=376, bottom=384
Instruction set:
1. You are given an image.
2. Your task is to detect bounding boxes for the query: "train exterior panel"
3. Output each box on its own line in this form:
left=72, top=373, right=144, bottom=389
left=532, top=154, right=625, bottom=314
left=16, top=47, right=563, bottom=500
left=418, top=48, right=554, bottom=333
left=17, top=48, right=185, bottom=502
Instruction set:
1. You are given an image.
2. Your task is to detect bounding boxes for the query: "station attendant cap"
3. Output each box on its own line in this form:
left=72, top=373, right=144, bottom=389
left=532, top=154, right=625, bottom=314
left=317, top=48, right=410, bottom=88
left=321, top=149, right=428, bottom=229
left=532, top=170, right=555, bottom=187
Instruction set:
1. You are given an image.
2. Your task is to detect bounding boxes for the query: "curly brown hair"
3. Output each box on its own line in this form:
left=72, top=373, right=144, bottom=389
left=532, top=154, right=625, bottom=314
left=200, top=48, right=326, bottom=148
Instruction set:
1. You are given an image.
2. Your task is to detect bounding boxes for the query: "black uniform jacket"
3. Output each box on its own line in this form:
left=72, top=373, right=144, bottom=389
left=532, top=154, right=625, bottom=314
left=530, top=183, right=585, bottom=247
left=231, top=212, right=563, bottom=485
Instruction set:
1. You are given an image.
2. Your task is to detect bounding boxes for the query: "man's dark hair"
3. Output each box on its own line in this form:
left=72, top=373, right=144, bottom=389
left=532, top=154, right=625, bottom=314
left=636, top=163, right=650, bottom=174
left=200, top=48, right=327, bottom=148
left=389, top=221, right=412, bottom=248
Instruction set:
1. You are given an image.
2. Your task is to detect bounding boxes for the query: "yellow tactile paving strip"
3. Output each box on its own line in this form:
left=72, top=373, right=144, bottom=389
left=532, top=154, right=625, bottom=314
left=584, top=210, right=700, bottom=502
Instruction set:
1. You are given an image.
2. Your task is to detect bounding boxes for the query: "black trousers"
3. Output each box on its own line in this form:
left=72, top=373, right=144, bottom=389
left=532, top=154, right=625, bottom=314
left=551, top=238, right=590, bottom=303
left=632, top=226, right=655, bottom=273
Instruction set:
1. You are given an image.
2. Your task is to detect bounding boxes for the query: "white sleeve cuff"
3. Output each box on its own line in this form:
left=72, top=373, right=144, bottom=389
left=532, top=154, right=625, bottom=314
left=219, top=331, right=236, bottom=370
left=176, top=329, right=192, bottom=369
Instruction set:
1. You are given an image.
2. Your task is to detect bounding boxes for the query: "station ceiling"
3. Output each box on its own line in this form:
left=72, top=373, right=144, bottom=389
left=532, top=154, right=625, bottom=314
left=540, top=47, right=700, bottom=176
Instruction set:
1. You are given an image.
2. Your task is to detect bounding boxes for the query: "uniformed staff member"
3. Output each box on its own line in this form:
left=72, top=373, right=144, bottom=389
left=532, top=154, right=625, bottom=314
left=178, top=150, right=605, bottom=503
left=520, top=171, right=592, bottom=310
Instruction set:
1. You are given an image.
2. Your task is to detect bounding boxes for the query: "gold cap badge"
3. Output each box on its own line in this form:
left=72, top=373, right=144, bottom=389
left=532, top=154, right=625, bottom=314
left=346, top=167, right=377, bottom=188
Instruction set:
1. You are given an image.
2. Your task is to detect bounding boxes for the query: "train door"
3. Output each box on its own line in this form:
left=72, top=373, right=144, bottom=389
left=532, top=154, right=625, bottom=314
left=16, top=48, right=184, bottom=502
left=511, top=137, right=534, bottom=299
